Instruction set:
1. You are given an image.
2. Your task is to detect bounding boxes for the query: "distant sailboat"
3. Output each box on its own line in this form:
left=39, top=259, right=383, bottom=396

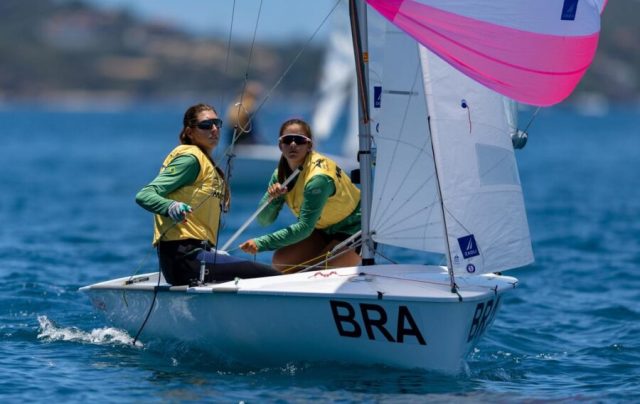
left=226, top=3, right=358, bottom=189
left=311, top=0, right=359, bottom=161
left=81, top=0, right=604, bottom=372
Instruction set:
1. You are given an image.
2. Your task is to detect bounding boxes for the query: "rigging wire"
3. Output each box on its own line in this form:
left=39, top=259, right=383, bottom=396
left=129, top=1, right=346, bottom=345
left=290, top=239, right=364, bottom=273
left=522, top=106, right=541, bottom=134
left=221, top=0, right=343, bottom=154
left=130, top=3, right=350, bottom=346
left=215, top=0, right=343, bottom=249
left=219, top=0, right=238, bottom=109
left=232, top=0, right=264, bottom=147
left=215, top=0, right=267, bottom=260
left=129, top=182, right=225, bottom=345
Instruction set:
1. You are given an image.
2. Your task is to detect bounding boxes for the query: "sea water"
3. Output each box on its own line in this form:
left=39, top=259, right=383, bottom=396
left=1, top=102, right=639, bottom=402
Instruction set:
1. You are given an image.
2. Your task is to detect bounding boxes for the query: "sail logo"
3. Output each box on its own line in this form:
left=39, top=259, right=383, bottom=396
left=561, top=0, right=579, bottom=20
left=374, top=86, right=382, bottom=108
left=458, top=235, right=479, bottom=259
left=329, top=300, right=426, bottom=345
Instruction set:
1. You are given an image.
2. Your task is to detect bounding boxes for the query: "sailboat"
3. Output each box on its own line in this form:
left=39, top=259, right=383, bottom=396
left=81, top=0, right=604, bottom=373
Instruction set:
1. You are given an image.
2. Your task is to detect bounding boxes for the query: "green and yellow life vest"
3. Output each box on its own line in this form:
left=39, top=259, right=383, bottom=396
left=284, top=151, right=360, bottom=229
left=153, top=145, right=225, bottom=245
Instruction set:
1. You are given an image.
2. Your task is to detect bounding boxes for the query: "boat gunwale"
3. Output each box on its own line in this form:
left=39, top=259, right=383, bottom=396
left=79, top=265, right=518, bottom=303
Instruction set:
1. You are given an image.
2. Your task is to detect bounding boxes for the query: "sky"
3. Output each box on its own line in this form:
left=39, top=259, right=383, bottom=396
left=86, top=0, right=340, bottom=42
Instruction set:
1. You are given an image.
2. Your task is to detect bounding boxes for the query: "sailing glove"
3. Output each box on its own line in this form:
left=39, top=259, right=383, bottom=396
left=167, top=201, right=192, bottom=222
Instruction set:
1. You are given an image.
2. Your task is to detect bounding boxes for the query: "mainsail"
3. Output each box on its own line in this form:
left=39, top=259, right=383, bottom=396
left=365, top=0, right=605, bottom=106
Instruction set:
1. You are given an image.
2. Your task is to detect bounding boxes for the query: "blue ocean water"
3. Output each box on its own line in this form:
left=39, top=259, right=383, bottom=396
left=1, top=102, right=639, bottom=402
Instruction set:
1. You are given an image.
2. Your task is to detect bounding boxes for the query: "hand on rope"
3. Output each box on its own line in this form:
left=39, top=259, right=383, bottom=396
left=220, top=166, right=302, bottom=252
left=167, top=201, right=192, bottom=222
left=239, top=239, right=258, bottom=255
left=267, top=182, right=288, bottom=199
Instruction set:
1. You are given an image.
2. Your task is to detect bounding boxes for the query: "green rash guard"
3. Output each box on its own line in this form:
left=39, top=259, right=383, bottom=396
left=135, top=155, right=199, bottom=216
left=253, top=171, right=361, bottom=252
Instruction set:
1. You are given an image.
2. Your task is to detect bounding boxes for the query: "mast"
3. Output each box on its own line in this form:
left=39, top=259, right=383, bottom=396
left=349, top=0, right=375, bottom=265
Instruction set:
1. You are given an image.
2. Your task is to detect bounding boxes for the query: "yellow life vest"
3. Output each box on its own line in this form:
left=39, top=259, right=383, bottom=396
left=284, top=151, right=360, bottom=229
left=153, top=145, right=225, bottom=246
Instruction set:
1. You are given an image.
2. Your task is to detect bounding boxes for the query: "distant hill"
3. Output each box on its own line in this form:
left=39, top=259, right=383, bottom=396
left=0, top=0, right=323, bottom=103
left=0, top=0, right=637, bottom=104
left=576, top=0, right=640, bottom=103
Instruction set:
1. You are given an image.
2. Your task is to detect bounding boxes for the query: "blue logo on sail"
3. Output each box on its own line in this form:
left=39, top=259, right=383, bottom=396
left=561, top=0, right=579, bottom=20
left=374, top=86, right=382, bottom=108
left=457, top=234, right=479, bottom=259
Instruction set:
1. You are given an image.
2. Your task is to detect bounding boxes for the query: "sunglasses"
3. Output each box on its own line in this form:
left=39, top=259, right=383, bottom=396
left=195, top=118, right=223, bottom=130
left=279, top=134, right=311, bottom=145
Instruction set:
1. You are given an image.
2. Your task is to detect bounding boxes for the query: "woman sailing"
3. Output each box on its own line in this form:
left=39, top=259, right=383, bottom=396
left=136, top=103, right=279, bottom=285
left=239, top=118, right=361, bottom=273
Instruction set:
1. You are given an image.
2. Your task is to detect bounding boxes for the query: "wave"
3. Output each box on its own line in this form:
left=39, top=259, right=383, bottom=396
left=36, top=315, right=142, bottom=347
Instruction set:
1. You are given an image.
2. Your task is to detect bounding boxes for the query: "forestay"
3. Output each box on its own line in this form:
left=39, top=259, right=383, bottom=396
left=370, top=22, right=533, bottom=275
left=311, top=1, right=359, bottom=158
left=365, top=0, right=605, bottom=106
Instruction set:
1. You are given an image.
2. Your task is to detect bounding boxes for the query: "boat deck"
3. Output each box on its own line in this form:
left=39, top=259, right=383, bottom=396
left=80, top=265, right=517, bottom=303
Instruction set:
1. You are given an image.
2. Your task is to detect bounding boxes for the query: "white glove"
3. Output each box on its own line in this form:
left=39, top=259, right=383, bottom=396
left=167, top=201, right=192, bottom=222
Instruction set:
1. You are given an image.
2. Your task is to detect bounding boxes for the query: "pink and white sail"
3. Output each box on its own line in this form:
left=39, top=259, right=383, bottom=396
left=365, top=0, right=605, bottom=106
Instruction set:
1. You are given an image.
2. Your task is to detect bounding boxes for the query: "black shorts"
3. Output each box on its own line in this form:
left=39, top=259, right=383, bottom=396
left=157, top=239, right=280, bottom=286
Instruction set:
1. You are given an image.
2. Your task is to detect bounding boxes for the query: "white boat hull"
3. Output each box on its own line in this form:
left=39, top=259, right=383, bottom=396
left=81, top=265, right=516, bottom=373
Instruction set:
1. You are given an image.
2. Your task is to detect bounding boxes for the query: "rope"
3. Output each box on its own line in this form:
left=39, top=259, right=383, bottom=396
left=124, top=248, right=154, bottom=284
left=213, top=0, right=265, bottom=258
left=231, top=0, right=264, bottom=147
left=132, top=259, right=161, bottom=345
left=220, top=0, right=237, bottom=108
left=214, top=0, right=344, bottom=261
left=522, top=106, right=541, bottom=134
left=129, top=0, right=344, bottom=343
left=296, top=237, right=364, bottom=273
left=128, top=183, right=223, bottom=346
left=219, top=0, right=343, bottom=160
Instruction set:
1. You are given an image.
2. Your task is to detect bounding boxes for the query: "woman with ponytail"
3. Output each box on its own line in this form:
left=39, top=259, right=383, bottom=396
left=136, top=103, right=279, bottom=285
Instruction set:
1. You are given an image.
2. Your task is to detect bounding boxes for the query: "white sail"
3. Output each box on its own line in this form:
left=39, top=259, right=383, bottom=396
left=423, top=47, right=534, bottom=275
left=370, top=23, right=445, bottom=254
left=370, top=23, right=533, bottom=274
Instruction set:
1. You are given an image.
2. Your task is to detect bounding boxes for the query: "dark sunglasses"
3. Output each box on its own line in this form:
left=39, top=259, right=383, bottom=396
left=195, top=118, right=223, bottom=130
left=279, top=134, right=311, bottom=145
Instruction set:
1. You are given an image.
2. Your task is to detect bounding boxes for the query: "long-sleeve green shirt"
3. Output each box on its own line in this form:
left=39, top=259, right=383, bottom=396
left=135, top=155, right=200, bottom=216
left=253, top=170, right=361, bottom=252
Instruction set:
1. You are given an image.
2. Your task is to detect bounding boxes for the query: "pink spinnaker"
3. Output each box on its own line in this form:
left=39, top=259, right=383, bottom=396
left=366, top=0, right=605, bottom=106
